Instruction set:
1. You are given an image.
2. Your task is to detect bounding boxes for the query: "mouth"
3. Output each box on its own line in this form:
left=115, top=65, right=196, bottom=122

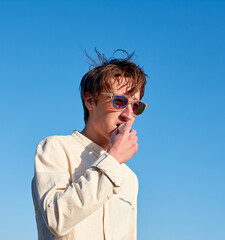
left=116, top=123, right=126, bottom=132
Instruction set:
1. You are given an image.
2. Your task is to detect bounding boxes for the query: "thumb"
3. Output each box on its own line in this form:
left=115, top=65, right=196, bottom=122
left=111, top=128, right=119, bottom=139
left=107, top=128, right=119, bottom=152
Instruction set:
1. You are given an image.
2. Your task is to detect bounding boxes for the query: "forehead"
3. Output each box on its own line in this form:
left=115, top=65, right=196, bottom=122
left=109, top=77, right=140, bottom=99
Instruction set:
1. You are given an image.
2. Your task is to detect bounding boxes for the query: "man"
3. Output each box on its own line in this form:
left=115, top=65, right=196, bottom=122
left=32, top=50, right=148, bottom=240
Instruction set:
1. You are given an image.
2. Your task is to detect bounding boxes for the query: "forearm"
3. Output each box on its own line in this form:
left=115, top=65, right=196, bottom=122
left=39, top=170, right=114, bottom=236
left=34, top=139, right=123, bottom=236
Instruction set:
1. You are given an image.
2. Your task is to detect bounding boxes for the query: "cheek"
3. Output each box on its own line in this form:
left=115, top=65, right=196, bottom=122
left=103, top=113, right=120, bottom=128
left=104, top=114, right=116, bottom=125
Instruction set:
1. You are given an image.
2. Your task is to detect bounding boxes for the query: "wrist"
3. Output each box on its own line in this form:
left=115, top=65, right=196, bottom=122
left=107, top=150, right=121, bottom=164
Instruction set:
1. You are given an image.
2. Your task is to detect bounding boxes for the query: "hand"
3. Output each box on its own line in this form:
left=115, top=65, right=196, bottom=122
left=107, top=121, right=138, bottom=164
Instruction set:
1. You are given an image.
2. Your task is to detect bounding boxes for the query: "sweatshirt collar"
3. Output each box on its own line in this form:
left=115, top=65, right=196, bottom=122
left=72, top=130, right=106, bottom=155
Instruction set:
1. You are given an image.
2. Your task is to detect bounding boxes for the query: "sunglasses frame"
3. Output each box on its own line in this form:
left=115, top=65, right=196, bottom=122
left=100, top=92, right=148, bottom=116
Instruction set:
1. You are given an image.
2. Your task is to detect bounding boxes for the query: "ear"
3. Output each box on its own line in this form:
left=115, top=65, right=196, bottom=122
left=83, top=92, right=95, bottom=112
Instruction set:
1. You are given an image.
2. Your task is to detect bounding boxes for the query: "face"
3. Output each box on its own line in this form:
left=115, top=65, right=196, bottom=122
left=87, top=78, right=140, bottom=148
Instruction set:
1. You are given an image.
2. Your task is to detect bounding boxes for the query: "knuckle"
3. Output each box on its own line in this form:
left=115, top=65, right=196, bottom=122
left=131, top=135, right=138, bottom=143
left=131, top=129, right=137, bottom=135
left=135, top=143, right=138, bottom=152
left=132, top=129, right=137, bottom=135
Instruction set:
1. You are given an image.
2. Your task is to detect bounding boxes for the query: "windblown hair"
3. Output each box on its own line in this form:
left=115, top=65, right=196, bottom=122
left=80, top=49, right=147, bottom=123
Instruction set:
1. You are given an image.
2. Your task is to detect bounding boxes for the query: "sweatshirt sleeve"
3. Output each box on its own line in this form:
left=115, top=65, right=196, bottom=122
left=33, top=138, right=123, bottom=237
left=127, top=189, right=138, bottom=240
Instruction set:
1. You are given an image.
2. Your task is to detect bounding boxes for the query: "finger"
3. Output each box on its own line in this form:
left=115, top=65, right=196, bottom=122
left=123, top=121, right=133, bottom=133
left=130, top=129, right=137, bottom=136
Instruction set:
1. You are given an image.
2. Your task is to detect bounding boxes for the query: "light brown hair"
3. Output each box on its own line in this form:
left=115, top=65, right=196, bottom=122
left=80, top=49, right=147, bottom=123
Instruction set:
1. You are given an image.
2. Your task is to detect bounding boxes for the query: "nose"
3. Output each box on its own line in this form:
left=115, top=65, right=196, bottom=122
left=120, top=104, right=133, bottom=121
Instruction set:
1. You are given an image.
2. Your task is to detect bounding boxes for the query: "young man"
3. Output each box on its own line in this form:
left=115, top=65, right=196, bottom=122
left=32, top=50, right=148, bottom=240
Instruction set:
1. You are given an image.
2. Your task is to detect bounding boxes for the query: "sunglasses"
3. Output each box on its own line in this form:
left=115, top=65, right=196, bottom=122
left=101, top=92, right=148, bottom=116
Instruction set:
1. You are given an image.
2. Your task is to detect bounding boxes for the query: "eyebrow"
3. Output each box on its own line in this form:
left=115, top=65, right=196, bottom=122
left=113, top=93, right=139, bottom=101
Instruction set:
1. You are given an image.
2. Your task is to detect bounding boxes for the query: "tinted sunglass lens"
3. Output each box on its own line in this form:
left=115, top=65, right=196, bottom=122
left=113, top=96, right=128, bottom=109
left=133, top=102, right=146, bottom=115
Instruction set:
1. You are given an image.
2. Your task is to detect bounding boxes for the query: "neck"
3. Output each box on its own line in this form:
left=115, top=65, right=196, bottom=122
left=81, top=123, right=109, bottom=150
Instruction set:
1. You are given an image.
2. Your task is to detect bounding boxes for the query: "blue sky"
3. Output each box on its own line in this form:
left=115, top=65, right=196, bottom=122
left=0, top=0, right=225, bottom=239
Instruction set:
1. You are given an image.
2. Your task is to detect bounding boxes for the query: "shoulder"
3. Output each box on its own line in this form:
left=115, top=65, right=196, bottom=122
left=35, top=133, right=80, bottom=164
left=35, top=133, right=84, bottom=172
left=36, top=132, right=78, bottom=152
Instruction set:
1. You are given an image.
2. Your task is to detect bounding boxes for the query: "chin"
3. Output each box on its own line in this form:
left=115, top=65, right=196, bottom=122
left=106, top=133, right=111, bottom=141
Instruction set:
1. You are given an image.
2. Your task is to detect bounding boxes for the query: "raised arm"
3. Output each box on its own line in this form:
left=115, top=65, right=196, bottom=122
left=32, top=138, right=123, bottom=237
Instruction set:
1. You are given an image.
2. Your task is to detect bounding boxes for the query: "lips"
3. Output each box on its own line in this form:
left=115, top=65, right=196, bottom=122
left=116, top=123, right=124, bottom=128
left=117, top=123, right=125, bottom=132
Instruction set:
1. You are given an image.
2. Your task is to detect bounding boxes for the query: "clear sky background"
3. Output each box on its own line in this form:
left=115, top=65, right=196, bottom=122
left=0, top=0, right=225, bottom=239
